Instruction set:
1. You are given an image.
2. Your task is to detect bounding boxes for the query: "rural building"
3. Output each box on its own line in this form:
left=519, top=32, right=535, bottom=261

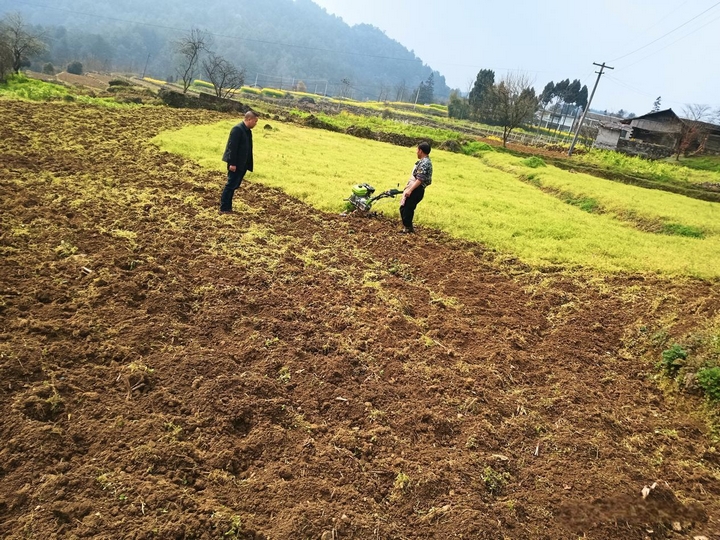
left=593, top=108, right=720, bottom=158
left=594, top=121, right=630, bottom=151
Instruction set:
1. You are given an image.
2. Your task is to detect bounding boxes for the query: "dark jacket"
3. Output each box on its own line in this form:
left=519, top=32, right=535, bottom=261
left=222, top=122, right=254, bottom=173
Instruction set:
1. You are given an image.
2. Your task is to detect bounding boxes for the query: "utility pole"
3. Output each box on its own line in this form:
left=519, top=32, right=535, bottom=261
left=568, top=62, right=614, bottom=156
left=141, top=53, right=150, bottom=79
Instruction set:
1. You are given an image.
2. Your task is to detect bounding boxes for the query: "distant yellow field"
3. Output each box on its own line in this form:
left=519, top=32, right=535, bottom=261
left=153, top=120, right=720, bottom=278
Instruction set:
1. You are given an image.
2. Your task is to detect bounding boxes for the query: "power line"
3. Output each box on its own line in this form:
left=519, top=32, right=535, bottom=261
left=604, top=74, right=719, bottom=109
left=606, top=0, right=690, bottom=58
left=609, top=0, right=720, bottom=62
left=616, top=10, right=720, bottom=71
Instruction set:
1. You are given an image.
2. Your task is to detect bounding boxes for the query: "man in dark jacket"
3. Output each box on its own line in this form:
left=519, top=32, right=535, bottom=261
left=220, top=110, right=259, bottom=213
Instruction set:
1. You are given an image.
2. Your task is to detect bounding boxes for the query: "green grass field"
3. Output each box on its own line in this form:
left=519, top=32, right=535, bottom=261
left=153, top=120, right=720, bottom=279
left=0, top=74, right=139, bottom=107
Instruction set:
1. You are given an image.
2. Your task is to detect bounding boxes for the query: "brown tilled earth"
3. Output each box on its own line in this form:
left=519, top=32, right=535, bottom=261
left=1, top=100, right=719, bottom=539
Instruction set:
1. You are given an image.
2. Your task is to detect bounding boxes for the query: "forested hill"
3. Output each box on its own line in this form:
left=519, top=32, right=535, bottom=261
left=2, top=0, right=450, bottom=100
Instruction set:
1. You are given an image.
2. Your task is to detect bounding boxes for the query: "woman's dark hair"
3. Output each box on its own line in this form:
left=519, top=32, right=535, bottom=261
left=418, top=142, right=431, bottom=155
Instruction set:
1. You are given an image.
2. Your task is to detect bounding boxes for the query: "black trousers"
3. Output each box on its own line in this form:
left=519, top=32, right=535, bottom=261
left=220, top=168, right=245, bottom=211
left=400, top=185, right=424, bottom=230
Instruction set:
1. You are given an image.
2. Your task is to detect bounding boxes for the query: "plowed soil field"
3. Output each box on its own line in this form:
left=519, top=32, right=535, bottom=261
left=1, top=100, right=720, bottom=539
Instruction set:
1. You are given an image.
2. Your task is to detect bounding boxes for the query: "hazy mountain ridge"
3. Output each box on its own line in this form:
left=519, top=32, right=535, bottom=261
left=1, top=0, right=450, bottom=99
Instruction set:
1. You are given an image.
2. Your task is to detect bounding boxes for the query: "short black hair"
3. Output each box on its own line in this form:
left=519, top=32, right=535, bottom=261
left=245, top=110, right=259, bottom=120
left=418, top=142, right=431, bottom=155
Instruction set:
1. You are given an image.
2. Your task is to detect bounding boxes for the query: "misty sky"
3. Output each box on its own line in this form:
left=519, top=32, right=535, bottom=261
left=312, top=0, right=720, bottom=116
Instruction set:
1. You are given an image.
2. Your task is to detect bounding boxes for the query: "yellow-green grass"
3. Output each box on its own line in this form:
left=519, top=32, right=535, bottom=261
left=577, top=149, right=720, bottom=186
left=153, top=120, right=720, bottom=278
left=287, top=109, right=463, bottom=142
left=479, top=152, right=720, bottom=236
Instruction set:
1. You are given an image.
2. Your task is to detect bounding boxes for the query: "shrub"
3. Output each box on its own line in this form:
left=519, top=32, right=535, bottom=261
left=42, top=63, right=55, bottom=75
left=660, top=344, right=687, bottom=375
left=108, top=79, right=131, bottom=87
left=697, top=367, right=720, bottom=401
left=523, top=157, right=546, bottom=168
left=462, top=141, right=494, bottom=155
left=66, top=61, right=83, bottom=75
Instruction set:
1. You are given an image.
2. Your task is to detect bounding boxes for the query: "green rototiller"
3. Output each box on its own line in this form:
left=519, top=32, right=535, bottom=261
left=343, top=183, right=403, bottom=215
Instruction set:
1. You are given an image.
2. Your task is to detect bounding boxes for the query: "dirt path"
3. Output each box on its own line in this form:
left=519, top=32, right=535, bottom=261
left=1, top=100, right=719, bottom=539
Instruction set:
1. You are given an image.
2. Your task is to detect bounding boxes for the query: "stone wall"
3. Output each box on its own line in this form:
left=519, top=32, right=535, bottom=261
left=158, top=88, right=248, bottom=113
left=617, top=139, right=674, bottom=159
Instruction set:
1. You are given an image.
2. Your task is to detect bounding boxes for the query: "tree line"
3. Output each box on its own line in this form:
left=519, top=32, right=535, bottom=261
left=0, top=0, right=451, bottom=101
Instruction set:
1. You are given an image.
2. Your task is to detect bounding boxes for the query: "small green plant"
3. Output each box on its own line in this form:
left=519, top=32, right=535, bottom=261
left=224, top=515, right=243, bottom=538
left=393, top=471, right=411, bottom=491
left=660, top=344, right=687, bottom=375
left=278, top=366, right=290, bottom=383
left=482, top=466, right=510, bottom=495
left=54, top=240, right=78, bottom=258
left=164, top=422, right=183, bottom=440
left=697, top=367, right=720, bottom=401
left=522, top=156, right=546, bottom=168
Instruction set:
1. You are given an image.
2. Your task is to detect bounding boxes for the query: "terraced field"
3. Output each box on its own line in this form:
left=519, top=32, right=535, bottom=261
left=1, top=99, right=719, bottom=539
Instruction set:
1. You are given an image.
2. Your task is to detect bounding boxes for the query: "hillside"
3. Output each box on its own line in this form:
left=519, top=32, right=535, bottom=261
left=1, top=99, right=720, bottom=538
left=0, top=0, right=450, bottom=100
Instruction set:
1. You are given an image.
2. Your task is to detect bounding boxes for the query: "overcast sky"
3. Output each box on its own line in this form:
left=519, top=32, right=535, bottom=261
left=312, top=0, right=720, bottom=116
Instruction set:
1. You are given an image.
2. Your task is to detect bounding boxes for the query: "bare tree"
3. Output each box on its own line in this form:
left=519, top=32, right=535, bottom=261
left=339, top=78, right=352, bottom=99
left=491, top=73, right=539, bottom=147
left=174, top=28, right=208, bottom=94
left=377, top=83, right=390, bottom=102
left=683, top=104, right=712, bottom=122
left=394, top=79, right=407, bottom=102
left=0, top=13, right=47, bottom=76
left=202, top=54, right=244, bottom=98
left=0, top=36, right=12, bottom=82
left=676, top=103, right=713, bottom=159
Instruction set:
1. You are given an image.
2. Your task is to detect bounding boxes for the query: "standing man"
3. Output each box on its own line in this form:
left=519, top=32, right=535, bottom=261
left=399, top=141, right=432, bottom=234
left=220, top=110, right=259, bottom=214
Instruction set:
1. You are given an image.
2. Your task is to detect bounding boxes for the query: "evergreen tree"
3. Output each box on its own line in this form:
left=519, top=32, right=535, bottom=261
left=416, top=72, right=434, bottom=104
left=469, top=69, right=495, bottom=121
left=652, top=96, right=662, bottom=112
left=448, top=89, right=470, bottom=119
left=575, top=85, right=589, bottom=110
